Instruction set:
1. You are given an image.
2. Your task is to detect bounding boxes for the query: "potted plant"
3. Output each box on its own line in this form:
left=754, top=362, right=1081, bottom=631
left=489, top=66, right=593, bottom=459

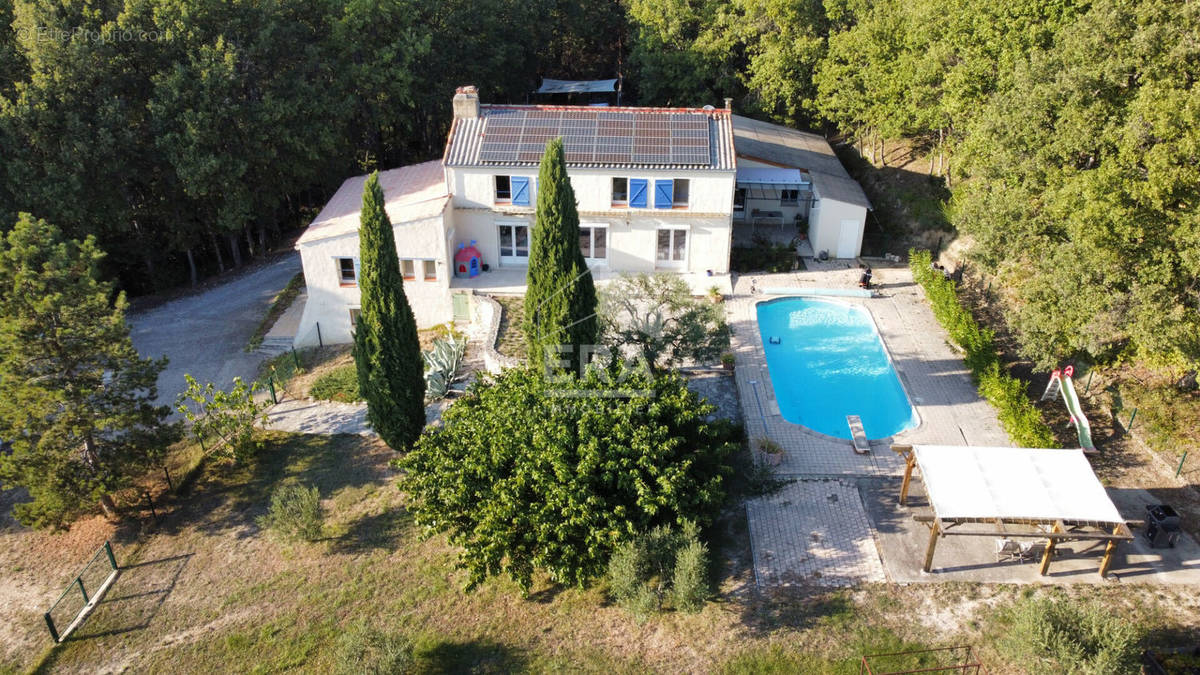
left=720, top=352, right=735, bottom=370
left=707, top=284, right=724, bottom=304
left=756, top=437, right=785, bottom=467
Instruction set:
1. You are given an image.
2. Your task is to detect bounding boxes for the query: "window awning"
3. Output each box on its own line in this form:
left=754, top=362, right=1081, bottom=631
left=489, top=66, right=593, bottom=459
left=913, top=445, right=1124, bottom=525
left=536, top=78, right=619, bottom=94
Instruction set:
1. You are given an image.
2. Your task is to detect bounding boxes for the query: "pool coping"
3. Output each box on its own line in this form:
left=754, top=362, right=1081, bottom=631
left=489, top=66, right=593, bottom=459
left=751, top=295, right=925, bottom=444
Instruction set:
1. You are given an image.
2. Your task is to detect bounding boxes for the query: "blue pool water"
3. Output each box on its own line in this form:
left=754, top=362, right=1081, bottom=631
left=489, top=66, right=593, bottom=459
left=756, top=297, right=917, bottom=440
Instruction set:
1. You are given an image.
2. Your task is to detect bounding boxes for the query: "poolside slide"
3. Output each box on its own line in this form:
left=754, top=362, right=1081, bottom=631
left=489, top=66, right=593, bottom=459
left=1042, top=366, right=1096, bottom=451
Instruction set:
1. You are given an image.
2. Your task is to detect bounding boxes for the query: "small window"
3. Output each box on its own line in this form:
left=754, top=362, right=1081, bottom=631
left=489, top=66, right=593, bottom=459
left=423, top=260, right=437, bottom=281
left=612, top=177, right=628, bottom=205
left=781, top=189, right=799, bottom=206
left=337, top=257, right=357, bottom=285
left=673, top=179, right=690, bottom=207
left=401, top=259, right=415, bottom=280
left=734, top=188, right=746, bottom=212
left=349, top=308, right=361, bottom=326
left=495, top=175, right=511, bottom=202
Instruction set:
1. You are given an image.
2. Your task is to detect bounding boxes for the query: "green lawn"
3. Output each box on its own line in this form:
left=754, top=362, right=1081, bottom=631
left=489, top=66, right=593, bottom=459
left=19, top=432, right=1197, bottom=673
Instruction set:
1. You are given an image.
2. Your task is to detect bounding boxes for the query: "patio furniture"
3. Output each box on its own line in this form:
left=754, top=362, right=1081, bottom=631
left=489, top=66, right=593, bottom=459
left=995, top=539, right=1023, bottom=562
left=751, top=209, right=784, bottom=227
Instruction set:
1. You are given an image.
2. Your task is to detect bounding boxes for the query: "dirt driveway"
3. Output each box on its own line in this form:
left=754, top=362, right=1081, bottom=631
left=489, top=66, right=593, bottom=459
left=128, top=256, right=301, bottom=408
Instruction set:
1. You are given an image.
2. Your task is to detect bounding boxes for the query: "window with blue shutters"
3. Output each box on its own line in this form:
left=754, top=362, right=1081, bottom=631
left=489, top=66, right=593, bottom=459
left=629, top=178, right=648, bottom=208
left=654, top=179, right=674, bottom=209
left=511, top=176, right=531, bottom=206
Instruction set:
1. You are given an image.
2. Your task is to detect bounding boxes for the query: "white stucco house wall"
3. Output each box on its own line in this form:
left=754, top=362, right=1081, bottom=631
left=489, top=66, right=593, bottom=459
left=292, top=87, right=870, bottom=347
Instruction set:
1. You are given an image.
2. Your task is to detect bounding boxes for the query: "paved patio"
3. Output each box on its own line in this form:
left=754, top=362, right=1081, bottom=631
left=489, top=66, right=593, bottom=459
left=733, top=261, right=1011, bottom=587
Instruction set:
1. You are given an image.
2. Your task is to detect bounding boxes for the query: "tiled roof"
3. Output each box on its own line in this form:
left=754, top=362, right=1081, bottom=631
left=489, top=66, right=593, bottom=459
left=444, top=105, right=736, bottom=171
left=298, top=161, right=448, bottom=246
left=731, top=115, right=871, bottom=209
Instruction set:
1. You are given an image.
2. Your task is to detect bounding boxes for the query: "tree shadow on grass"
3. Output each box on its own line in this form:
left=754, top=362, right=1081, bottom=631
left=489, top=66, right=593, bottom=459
left=736, top=586, right=856, bottom=638
left=151, top=433, right=389, bottom=541
left=329, top=506, right=413, bottom=555
left=414, top=639, right=528, bottom=674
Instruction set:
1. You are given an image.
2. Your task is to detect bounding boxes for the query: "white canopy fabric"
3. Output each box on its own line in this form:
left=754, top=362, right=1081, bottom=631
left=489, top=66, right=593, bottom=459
left=913, top=445, right=1124, bottom=525
left=536, top=78, right=618, bottom=94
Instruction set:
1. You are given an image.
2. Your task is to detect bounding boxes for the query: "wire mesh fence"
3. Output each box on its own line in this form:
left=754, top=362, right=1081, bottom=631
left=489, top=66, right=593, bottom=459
left=43, top=541, right=118, bottom=642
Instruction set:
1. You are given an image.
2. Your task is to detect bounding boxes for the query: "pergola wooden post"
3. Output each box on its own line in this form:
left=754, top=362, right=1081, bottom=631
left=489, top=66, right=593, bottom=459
left=894, top=444, right=915, bottom=506
left=923, top=519, right=941, bottom=572
left=1038, top=521, right=1064, bottom=576
left=1099, top=523, right=1131, bottom=577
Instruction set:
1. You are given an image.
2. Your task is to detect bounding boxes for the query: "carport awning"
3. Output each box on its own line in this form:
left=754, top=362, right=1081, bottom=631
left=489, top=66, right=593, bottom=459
left=913, top=445, right=1124, bottom=525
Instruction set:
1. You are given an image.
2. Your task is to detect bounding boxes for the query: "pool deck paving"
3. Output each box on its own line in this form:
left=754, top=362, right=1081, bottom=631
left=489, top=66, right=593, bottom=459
left=734, top=260, right=1200, bottom=589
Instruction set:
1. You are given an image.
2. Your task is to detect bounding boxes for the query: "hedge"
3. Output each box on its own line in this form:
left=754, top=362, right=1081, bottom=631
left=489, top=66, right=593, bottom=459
left=909, top=249, right=1057, bottom=447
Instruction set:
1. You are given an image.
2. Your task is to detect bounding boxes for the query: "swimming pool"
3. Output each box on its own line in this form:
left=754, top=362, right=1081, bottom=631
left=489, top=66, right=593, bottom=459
left=756, top=297, right=918, bottom=440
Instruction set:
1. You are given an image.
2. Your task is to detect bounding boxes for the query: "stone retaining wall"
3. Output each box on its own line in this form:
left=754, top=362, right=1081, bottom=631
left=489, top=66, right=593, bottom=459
left=472, top=293, right=522, bottom=374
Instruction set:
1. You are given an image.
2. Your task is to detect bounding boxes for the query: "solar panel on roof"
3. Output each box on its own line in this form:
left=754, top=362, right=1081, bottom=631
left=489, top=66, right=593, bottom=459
left=477, top=108, right=712, bottom=166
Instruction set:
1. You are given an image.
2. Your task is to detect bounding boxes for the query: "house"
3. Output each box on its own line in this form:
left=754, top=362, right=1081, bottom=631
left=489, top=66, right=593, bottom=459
left=292, top=86, right=870, bottom=347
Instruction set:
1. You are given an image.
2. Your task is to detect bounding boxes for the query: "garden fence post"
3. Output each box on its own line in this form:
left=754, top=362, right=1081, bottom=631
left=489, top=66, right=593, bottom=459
left=76, top=578, right=87, bottom=603
left=163, top=466, right=173, bottom=491
left=316, top=322, right=323, bottom=348
left=1177, top=451, right=1189, bottom=479
left=291, top=347, right=301, bottom=371
left=44, top=613, right=59, bottom=642
left=1084, top=370, right=1094, bottom=395
left=1126, top=408, right=1137, bottom=433
left=268, top=377, right=278, bottom=405
left=103, top=541, right=117, bottom=570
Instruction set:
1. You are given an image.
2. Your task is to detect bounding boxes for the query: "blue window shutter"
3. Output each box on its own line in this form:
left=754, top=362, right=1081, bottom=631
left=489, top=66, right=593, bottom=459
left=654, top=179, right=673, bottom=209
left=511, top=177, right=530, bottom=206
left=629, top=179, right=648, bottom=208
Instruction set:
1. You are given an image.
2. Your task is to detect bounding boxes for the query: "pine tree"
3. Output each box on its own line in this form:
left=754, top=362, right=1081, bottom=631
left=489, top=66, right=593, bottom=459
left=353, top=173, right=426, bottom=449
left=523, top=138, right=599, bottom=375
left=0, top=215, right=178, bottom=529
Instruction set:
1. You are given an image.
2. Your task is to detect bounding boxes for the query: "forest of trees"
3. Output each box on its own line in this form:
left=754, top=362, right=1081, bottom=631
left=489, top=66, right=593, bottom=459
left=1, top=0, right=1197, bottom=371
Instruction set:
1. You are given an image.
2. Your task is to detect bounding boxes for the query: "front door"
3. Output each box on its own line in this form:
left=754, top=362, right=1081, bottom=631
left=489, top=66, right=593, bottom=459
left=499, top=223, right=530, bottom=266
left=836, top=219, right=860, bottom=258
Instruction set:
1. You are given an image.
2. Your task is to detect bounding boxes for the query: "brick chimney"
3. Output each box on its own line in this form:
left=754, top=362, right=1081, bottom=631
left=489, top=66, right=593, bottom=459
left=453, top=86, right=480, bottom=119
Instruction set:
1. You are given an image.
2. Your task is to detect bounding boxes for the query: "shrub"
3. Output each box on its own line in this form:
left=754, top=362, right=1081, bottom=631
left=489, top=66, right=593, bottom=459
left=257, top=484, right=324, bottom=541
left=607, top=521, right=711, bottom=616
left=177, top=375, right=268, bottom=462
left=910, top=249, right=1056, bottom=447
left=999, top=595, right=1142, bottom=674
left=310, top=364, right=361, bottom=402
left=670, top=539, right=710, bottom=612
left=399, top=366, right=736, bottom=593
left=333, top=624, right=412, bottom=675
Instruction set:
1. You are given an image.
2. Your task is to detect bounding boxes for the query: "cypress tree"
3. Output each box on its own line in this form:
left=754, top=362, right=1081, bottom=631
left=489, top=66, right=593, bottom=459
left=523, top=138, right=599, bottom=375
left=353, top=173, right=426, bottom=449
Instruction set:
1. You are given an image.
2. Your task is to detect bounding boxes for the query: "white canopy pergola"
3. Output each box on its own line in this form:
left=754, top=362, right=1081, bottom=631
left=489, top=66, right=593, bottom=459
left=893, top=445, right=1135, bottom=577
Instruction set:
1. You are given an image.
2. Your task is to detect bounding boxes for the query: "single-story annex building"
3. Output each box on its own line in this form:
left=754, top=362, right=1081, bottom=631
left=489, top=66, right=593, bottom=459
left=292, top=86, right=871, bottom=347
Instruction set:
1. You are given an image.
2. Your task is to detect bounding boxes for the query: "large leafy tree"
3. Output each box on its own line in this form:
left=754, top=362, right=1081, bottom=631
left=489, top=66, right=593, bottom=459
left=523, top=138, right=598, bottom=375
left=353, top=173, right=425, bottom=450
left=0, top=215, right=177, bottom=529
left=399, top=366, right=738, bottom=592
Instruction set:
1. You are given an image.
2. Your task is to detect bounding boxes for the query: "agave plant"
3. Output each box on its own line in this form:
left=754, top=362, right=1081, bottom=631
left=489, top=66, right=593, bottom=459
left=423, top=336, right=467, bottom=402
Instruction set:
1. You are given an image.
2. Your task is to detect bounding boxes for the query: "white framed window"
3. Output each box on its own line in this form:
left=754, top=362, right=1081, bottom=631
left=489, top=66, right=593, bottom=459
left=579, top=225, right=608, bottom=262
left=611, top=177, right=628, bottom=206
left=423, top=260, right=437, bottom=281
left=400, top=259, right=415, bottom=280
left=781, top=189, right=799, bottom=206
left=349, top=307, right=361, bottom=325
left=655, top=228, right=687, bottom=268
left=336, top=257, right=358, bottom=285
left=498, top=221, right=531, bottom=265
left=673, top=179, right=690, bottom=207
